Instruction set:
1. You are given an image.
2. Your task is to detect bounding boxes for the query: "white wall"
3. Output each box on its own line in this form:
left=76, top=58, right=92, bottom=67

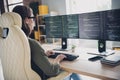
left=42, top=0, right=112, bottom=15
left=42, top=0, right=66, bottom=15
left=112, top=0, right=120, bottom=9
left=66, top=0, right=111, bottom=14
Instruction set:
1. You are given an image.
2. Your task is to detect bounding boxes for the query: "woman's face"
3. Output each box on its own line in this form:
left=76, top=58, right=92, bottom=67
left=25, top=9, right=35, bottom=34
left=29, top=13, right=35, bottom=31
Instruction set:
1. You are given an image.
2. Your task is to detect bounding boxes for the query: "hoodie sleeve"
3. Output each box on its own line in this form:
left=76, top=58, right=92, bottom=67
left=29, top=38, right=61, bottom=76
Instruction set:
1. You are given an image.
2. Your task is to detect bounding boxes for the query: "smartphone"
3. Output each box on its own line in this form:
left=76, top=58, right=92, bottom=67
left=88, top=56, right=103, bottom=61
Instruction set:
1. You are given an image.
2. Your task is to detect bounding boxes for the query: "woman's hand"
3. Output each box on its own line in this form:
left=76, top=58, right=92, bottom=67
left=46, top=50, right=66, bottom=64
left=45, top=50, right=55, bottom=56
left=54, top=54, right=66, bottom=64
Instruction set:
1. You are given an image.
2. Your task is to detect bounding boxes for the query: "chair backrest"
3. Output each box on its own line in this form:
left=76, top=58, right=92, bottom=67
left=0, top=12, right=41, bottom=80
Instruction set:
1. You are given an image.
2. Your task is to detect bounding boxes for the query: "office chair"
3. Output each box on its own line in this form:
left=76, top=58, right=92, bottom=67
left=0, top=12, right=70, bottom=80
left=0, top=12, right=41, bottom=80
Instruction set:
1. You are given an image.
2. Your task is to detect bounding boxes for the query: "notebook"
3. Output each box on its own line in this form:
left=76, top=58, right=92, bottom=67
left=101, top=54, right=120, bottom=66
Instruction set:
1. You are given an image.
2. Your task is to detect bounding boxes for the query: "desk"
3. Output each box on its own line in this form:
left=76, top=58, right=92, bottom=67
left=42, top=44, right=120, bottom=80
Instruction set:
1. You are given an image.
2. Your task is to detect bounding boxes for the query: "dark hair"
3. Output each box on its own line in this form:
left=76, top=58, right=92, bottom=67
left=12, top=5, right=31, bottom=36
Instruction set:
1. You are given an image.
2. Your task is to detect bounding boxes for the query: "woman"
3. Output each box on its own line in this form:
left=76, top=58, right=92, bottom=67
left=12, top=5, right=81, bottom=80
left=12, top=5, right=67, bottom=80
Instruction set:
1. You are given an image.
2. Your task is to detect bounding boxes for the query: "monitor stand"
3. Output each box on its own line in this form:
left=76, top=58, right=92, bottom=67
left=98, top=40, right=114, bottom=56
left=98, top=39, right=106, bottom=53
left=88, top=40, right=115, bottom=61
left=53, top=38, right=68, bottom=51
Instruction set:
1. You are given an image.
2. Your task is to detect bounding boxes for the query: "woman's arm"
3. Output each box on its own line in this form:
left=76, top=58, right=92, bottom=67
left=28, top=39, right=65, bottom=76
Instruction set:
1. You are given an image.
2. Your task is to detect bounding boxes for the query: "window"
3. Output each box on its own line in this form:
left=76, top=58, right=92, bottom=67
left=0, top=0, right=5, bottom=13
left=6, top=0, right=23, bottom=12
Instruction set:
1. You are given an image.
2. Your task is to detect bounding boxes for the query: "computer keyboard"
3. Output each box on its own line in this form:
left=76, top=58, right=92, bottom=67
left=48, top=52, right=79, bottom=61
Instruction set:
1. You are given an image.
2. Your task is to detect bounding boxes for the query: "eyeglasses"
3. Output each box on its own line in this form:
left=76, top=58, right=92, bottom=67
left=28, top=16, right=35, bottom=19
left=28, top=16, right=36, bottom=21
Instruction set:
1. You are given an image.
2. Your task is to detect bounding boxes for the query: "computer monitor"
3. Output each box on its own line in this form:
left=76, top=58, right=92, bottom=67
left=78, top=8, right=120, bottom=42
left=79, top=11, right=102, bottom=40
left=45, top=15, right=63, bottom=38
left=45, top=14, right=79, bottom=50
left=62, top=14, right=79, bottom=38
left=104, top=9, right=120, bottom=41
left=79, top=9, right=120, bottom=53
left=45, top=9, right=120, bottom=52
left=78, top=11, right=106, bottom=53
left=45, top=15, right=79, bottom=38
left=98, top=9, right=120, bottom=53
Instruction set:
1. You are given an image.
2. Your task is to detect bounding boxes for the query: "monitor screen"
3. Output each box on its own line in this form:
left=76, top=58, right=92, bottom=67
left=45, top=15, right=63, bottom=38
left=45, top=14, right=79, bottom=38
left=104, top=9, right=120, bottom=41
left=79, top=11, right=103, bottom=40
left=62, top=14, right=79, bottom=38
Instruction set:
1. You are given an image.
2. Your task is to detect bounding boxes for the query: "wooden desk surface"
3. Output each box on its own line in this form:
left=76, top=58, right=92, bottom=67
left=42, top=44, right=120, bottom=80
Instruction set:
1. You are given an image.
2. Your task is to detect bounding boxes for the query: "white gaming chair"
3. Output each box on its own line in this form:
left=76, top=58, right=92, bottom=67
left=0, top=12, right=41, bottom=80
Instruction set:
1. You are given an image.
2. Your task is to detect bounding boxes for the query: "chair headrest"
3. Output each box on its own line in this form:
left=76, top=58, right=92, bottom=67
left=0, top=12, right=22, bottom=28
left=0, top=12, right=22, bottom=39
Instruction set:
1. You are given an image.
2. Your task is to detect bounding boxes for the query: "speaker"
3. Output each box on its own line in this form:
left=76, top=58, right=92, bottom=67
left=62, top=38, right=67, bottom=49
left=98, top=40, right=106, bottom=53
